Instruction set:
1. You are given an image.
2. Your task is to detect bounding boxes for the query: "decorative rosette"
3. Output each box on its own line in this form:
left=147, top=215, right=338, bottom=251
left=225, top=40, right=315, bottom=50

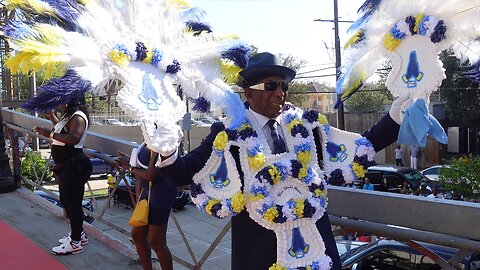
left=190, top=183, right=246, bottom=219
left=283, top=111, right=316, bottom=167
left=250, top=159, right=327, bottom=226
left=383, top=15, right=447, bottom=51
left=302, top=110, right=329, bottom=127
left=351, top=137, right=376, bottom=179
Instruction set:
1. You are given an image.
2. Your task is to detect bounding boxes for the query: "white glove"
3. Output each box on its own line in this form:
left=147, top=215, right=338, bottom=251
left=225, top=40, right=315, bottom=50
left=141, top=121, right=183, bottom=156
left=389, top=92, right=411, bottom=125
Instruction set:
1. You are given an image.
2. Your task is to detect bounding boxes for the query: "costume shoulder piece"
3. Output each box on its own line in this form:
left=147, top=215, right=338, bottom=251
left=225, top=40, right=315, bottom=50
left=302, top=110, right=375, bottom=185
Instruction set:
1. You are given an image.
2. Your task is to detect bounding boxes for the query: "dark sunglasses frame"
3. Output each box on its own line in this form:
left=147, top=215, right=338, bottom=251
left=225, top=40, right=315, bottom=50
left=248, top=80, right=289, bottom=92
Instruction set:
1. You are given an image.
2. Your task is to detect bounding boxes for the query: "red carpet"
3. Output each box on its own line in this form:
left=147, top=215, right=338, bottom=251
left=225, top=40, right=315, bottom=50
left=0, top=220, right=67, bottom=270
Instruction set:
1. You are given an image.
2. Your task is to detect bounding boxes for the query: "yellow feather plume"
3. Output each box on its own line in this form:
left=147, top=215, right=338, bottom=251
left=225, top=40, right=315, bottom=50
left=7, top=0, right=56, bottom=16
left=344, top=30, right=364, bottom=49
left=164, top=0, right=190, bottom=9
left=220, top=60, right=242, bottom=85
left=6, top=23, right=68, bottom=79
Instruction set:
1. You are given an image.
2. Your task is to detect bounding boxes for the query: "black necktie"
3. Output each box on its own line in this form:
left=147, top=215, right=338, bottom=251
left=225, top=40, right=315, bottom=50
left=267, top=119, right=287, bottom=154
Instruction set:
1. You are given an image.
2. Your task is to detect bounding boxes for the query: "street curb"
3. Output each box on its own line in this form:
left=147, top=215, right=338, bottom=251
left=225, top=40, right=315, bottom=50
left=16, top=187, right=139, bottom=261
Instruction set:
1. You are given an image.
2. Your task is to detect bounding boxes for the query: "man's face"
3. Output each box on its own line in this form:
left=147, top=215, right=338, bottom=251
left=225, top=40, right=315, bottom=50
left=244, top=76, right=288, bottom=118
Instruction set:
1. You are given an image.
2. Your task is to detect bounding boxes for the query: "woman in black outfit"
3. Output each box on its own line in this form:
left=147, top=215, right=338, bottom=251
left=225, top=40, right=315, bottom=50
left=34, top=97, right=92, bottom=255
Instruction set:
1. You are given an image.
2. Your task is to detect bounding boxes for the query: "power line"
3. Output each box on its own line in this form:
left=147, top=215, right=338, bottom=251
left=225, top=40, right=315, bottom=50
left=297, top=66, right=336, bottom=75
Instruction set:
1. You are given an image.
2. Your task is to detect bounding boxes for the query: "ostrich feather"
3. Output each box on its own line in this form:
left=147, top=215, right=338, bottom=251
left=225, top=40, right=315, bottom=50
left=22, top=69, right=91, bottom=113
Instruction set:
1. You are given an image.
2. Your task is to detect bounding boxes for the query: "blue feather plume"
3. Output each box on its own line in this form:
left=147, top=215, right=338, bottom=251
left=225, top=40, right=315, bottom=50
left=348, top=0, right=383, bottom=33
left=185, top=21, right=212, bottom=36
left=22, top=69, right=91, bottom=113
left=3, top=14, right=36, bottom=39
left=43, top=0, right=85, bottom=31
left=190, top=96, right=211, bottom=113
left=223, top=91, right=246, bottom=129
left=181, top=7, right=206, bottom=22
left=462, top=61, right=480, bottom=83
left=221, top=43, right=251, bottom=69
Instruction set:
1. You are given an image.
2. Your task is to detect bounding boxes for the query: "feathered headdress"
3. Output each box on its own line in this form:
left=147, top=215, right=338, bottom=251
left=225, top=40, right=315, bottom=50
left=3, top=0, right=250, bottom=153
left=336, top=0, right=480, bottom=146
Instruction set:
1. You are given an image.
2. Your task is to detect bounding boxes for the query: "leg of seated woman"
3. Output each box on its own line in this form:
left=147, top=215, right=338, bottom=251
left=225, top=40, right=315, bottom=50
left=149, top=224, right=173, bottom=270
left=132, top=226, right=152, bottom=270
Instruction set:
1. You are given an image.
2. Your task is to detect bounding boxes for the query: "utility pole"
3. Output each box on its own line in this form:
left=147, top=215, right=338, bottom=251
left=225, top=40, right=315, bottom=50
left=315, top=0, right=352, bottom=130
left=333, top=0, right=345, bottom=130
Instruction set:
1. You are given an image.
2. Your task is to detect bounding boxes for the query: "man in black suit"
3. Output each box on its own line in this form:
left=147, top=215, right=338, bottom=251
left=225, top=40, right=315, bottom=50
left=157, top=52, right=403, bottom=270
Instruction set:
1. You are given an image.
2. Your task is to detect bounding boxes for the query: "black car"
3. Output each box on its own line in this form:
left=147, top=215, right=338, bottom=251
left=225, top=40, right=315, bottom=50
left=113, top=175, right=190, bottom=211
left=363, top=166, right=430, bottom=193
left=89, top=157, right=114, bottom=176
left=34, top=190, right=95, bottom=223
left=341, top=239, right=480, bottom=269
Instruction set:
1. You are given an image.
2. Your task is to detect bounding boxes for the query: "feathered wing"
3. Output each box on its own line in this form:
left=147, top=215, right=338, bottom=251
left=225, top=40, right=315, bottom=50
left=3, top=0, right=251, bottom=152
left=336, top=0, right=480, bottom=107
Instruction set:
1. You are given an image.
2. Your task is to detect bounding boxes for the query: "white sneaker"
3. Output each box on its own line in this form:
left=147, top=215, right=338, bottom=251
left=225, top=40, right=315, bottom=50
left=58, top=231, right=89, bottom=246
left=52, top=240, right=83, bottom=255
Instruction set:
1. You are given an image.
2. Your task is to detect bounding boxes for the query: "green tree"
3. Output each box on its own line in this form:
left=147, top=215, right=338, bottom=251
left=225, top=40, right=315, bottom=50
left=344, top=83, right=392, bottom=112
left=21, top=151, right=53, bottom=188
left=279, top=54, right=308, bottom=107
left=439, top=155, right=480, bottom=201
left=439, top=52, right=480, bottom=126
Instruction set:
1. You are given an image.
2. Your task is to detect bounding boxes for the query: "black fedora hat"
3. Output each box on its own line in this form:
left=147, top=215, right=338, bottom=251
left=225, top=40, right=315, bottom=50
left=237, top=52, right=296, bottom=88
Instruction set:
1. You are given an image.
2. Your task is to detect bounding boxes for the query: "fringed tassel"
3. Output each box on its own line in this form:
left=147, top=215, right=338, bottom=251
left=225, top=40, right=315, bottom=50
left=22, top=69, right=91, bottom=113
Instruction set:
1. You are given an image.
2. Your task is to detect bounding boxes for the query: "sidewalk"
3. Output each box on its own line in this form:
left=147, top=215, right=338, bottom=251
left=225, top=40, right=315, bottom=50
left=0, top=188, right=141, bottom=270
left=0, top=186, right=232, bottom=269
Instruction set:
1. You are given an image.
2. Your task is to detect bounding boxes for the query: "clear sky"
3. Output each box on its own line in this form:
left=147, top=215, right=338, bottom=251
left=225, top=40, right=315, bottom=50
left=190, top=0, right=365, bottom=86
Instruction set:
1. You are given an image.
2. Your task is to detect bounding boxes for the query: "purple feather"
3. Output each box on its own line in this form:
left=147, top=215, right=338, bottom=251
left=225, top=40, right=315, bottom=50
left=42, top=0, right=85, bottom=30
left=221, top=44, right=251, bottom=69
left=166, top=60, right=181, bottom=74
left=189, top=96, right=211, bottom=113
left=185, top=21, right=212, bottom=36
left=3, top=15, right=35, bottom=39
left=22, top=69, right=91, bottom=113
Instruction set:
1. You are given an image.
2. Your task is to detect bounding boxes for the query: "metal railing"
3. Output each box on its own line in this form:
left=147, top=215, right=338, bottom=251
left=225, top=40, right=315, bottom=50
left=3, top=108, right=480, bottom=270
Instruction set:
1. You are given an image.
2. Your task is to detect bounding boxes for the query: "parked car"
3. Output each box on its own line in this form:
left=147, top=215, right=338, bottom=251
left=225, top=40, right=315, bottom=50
left=113, top=175, right=190, bottom=211
left=341, top=239, right=480, bottom=269
left=49, top=156, right=114, bottom=177
left=191, top=119, right=210, bottom=127
left=421, top=165, right=450, bottom=181
left=89, top=157, right=114, bottom=176
left=34, top=190, right=95, bottom=223
left=126, top=119, right=141, bottom=126
left=363, top=166, right=430, bottom=193
left=196, top=117, right=216, bottom=124
left=100, top=118, right=125, bottom=126
left=38, top=138, right=50, bottom=149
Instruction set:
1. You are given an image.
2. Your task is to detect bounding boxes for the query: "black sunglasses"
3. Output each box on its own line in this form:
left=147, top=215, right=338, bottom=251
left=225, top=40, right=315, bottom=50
left=249, top=80, right=289, bottom=92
